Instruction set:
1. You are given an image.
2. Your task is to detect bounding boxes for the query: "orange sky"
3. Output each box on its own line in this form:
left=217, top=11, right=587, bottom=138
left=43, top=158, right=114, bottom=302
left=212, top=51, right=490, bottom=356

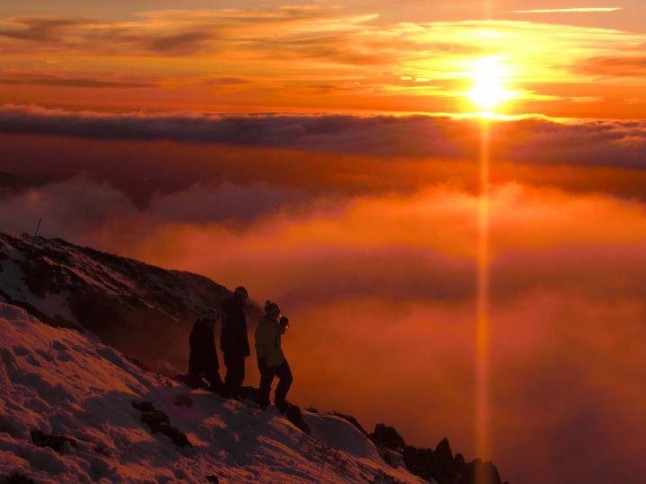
left=1, top=1, right=644, bottom=117
left=1, top=3, right=645, bottom=483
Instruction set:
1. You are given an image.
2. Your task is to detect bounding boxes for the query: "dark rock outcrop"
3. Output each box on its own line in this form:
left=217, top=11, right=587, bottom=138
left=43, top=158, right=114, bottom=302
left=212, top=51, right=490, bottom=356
left=460, top=459, right=503, bottom=484
left=2, top=472, right=36, bottom=484
left=370, top=424, right=505, bottom=484
left=30, top=430, right=77, bottom=453
left=285, top=404, right=310, bottom=435
left=370, top=423, right=406, bottom=450
left=403, top=442, right=504, bottom=484
left=132, top=400, right=192, bottom=448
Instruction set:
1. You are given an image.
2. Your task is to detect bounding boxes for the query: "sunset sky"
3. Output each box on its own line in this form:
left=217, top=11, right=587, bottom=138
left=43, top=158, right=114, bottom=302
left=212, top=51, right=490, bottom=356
left=1, top=0, right=644, bottom=117
left=1, top=1, right=645, bottom=484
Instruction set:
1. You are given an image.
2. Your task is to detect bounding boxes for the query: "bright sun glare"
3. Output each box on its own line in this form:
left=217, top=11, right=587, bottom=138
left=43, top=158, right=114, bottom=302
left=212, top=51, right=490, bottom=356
left=468, top=57, right=513, bottom=112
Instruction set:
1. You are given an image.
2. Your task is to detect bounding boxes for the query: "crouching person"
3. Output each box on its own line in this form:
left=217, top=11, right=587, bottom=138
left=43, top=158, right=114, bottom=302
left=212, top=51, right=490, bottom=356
left=255, top=300, right=292, bottom=413
left=187, top=309, right=223, bottom=394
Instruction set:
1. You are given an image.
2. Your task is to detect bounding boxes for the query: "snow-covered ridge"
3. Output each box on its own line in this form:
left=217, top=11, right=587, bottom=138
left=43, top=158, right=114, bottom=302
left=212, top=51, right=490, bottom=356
left=0, top=303, right=422, bottom=483
left=0, top=231, right=230, bottom=372
left=0, top=232, right=506, bottom=484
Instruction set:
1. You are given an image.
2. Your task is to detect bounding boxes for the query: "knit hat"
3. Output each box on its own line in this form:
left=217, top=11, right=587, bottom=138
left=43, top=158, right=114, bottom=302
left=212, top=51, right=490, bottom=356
left=264, top=300, right=281, bottom=315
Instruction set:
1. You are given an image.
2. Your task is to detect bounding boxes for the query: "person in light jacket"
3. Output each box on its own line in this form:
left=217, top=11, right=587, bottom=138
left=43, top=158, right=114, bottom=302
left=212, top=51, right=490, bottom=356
left=255, top=300, right=292, bottom=412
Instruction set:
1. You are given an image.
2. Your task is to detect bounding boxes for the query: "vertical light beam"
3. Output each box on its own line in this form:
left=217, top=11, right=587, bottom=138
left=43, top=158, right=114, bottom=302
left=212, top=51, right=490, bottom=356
left=476, top=117, right=491, bottom=473
left=475, top=2, right=494, bottom=479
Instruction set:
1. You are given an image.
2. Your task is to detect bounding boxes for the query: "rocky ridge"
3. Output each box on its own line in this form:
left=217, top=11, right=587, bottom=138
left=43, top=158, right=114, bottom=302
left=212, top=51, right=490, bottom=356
left=0, top=232, right=506, bottom=483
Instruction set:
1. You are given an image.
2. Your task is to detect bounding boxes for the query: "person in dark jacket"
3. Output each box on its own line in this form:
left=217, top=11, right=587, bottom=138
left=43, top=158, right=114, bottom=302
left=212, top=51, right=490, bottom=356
left=187, top=309, right=223, bottom=393
left=220, top=286, right=250, bottom=397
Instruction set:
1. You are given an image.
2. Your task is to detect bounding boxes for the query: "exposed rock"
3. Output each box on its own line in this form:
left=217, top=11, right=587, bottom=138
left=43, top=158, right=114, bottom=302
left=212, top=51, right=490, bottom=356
left=2, top=472, right=36, bottom=484
left=141, top=409, right=171, bottom=429
left=458, top=459, right=502, bottom=484
left=366, top=423, right=505, bottom=484
left=30, top=430, right=77, bottom=453
left=435, top=437, right=453, bottom=462
left=403, top=445, right=460, bottom=484
left=370, top=424, right=406, bottom=450
left=131, top=400, right=155, bottom=412
left=285, top=404, right=310, bottom=435
left=132, top=400, right=192, bottom=448
left=403, top=440, right=503, bottom=484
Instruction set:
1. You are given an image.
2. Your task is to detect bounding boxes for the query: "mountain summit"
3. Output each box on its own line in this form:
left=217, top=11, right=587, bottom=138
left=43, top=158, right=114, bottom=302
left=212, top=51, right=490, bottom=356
left=0, top=232, right=505, bottom=483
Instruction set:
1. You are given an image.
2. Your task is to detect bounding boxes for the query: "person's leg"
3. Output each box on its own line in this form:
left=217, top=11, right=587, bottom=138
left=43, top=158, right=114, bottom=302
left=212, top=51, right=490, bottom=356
left=187, top=349, right=205, bottom=388
left=257, top=363, right=276, bottom=408
left=222, top=352, right=235, bottom=396
left=274, top=359, right=293, bottom=410
left=231, top=354, right=245, bottom=395
left=204, top=357, right=224, bottom=394
left=223, top=353, right=245, bottom=397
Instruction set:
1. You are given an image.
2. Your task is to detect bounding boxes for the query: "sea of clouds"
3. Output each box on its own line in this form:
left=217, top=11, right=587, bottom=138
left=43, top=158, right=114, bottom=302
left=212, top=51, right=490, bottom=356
left=1, top=109, right=645, bottom=483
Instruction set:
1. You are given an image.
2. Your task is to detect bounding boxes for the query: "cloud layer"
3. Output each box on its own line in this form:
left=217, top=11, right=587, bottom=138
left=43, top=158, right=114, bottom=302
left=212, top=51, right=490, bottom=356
left=1, top=3, right=645, bottom=482
left=0, top=107, right=644, bottom=484
left=1, top=175, right=644, bottom=484
left=1, top=106, right=645, bottom=168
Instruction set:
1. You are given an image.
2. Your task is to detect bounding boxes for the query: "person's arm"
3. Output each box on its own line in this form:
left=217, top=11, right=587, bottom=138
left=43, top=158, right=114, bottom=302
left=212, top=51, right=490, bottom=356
left=233, top=308, right=250, bottom=356
left=255, top=323, right=268, bottom=364
left=242, top=316, right=251, bottom=357
left=279, top=316, right=289, bottom=335
left=220, top=304, right=231, bottom=353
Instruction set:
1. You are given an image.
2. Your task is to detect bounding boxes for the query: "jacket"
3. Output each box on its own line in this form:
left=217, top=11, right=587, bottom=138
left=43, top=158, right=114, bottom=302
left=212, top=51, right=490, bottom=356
left=255, top=315, right=286, bottom=367
left=220, top=297, right=250, bottom=357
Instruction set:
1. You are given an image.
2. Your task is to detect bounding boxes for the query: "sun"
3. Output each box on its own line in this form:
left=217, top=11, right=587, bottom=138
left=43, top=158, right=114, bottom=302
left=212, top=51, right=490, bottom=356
left=467, top=57, right=513, bottom=112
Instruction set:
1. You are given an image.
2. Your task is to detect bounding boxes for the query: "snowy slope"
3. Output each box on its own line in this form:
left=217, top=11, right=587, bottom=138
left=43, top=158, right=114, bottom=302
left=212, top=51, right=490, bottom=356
left=0, top=303, right=423, bottom=483
left=0, top=232, right=233, bottom=372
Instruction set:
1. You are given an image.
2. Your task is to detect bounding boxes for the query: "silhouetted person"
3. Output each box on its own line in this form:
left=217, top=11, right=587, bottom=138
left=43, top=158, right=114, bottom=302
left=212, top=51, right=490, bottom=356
left=220, top=286, right=250, bottom=397
left=187, top=310, right=223, bottom=393
left=255, top=300, right=292, bottom=412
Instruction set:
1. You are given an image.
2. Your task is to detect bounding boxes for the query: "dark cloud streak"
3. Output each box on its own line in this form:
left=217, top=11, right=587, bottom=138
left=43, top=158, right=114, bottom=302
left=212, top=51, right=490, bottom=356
left=0, top=73, right=154, bottom=88
left=0, top=105, right=644, bottom=168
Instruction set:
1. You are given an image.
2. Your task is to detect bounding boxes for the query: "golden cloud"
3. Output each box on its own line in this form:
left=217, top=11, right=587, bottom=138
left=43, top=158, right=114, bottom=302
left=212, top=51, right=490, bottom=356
left=1, top=7, right=644, bottom=115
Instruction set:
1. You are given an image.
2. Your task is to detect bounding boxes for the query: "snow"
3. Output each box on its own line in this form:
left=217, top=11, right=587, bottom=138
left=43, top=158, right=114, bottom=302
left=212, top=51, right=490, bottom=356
left=0, top=232, right=221, bottom=324
left=0, top=303, right=421, bottom=483
left=305, top=414, right=380, bottom=460
left=0, top=231, right=233, bottom=371
left=0, top=238, right=77, bottom=324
